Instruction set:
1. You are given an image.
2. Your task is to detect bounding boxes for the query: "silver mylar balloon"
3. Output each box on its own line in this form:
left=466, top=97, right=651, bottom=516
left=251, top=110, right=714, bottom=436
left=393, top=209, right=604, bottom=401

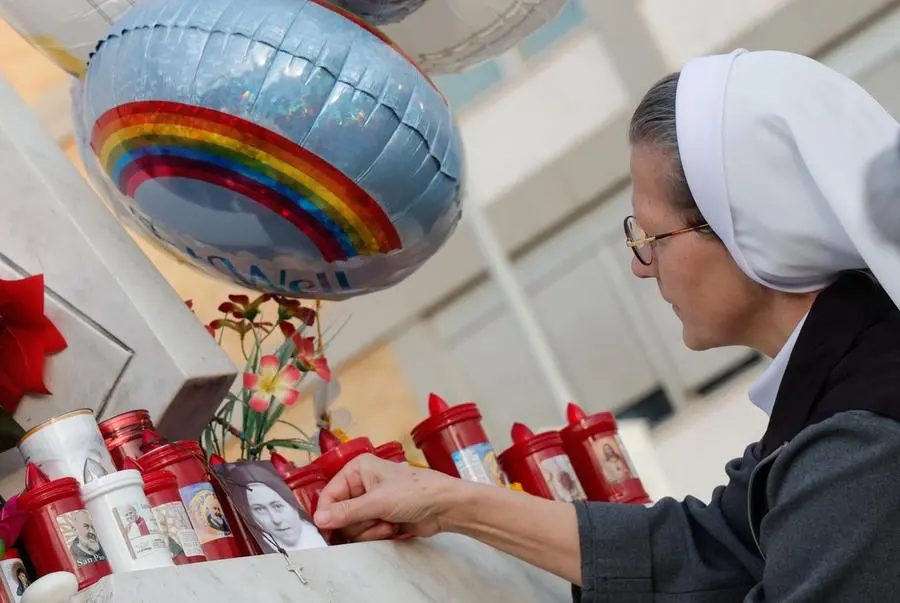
left=326, top=0, right=428, bottom=25
left=382, top=0, right=568, bottom=74
left=78, top=0, right=464, bottom=301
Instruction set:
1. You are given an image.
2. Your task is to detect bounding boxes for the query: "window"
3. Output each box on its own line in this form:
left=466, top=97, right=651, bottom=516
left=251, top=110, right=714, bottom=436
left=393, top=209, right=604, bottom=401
left=519, top=0, right=587, bottom=60
left=433, top=60, right=504, bottom=111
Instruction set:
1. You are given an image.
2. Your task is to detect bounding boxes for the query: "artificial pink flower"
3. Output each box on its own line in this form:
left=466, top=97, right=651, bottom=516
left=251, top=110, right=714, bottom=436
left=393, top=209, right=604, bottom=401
left=242, top=355, right=301, bottom=412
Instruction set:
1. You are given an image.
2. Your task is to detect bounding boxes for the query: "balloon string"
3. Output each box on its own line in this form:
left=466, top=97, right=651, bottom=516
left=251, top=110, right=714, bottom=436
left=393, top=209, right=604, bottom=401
left=315, top=299, right=323, bottom=354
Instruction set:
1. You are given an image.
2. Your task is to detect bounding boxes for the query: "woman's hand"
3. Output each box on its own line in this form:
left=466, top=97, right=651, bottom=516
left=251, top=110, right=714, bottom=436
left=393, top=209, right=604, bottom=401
left=313, top=453, right=582, bottom=585
left=313, top=454, right=471, bottom=541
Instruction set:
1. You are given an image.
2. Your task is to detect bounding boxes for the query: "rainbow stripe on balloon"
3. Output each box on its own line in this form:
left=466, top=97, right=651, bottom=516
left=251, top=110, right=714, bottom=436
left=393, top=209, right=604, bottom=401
left=91, top=101, right=402, bottom=263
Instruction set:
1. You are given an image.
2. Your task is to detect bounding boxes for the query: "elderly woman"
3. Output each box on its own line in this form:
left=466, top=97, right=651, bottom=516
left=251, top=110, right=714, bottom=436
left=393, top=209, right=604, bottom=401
left=313, top=49, right=900, bottom=602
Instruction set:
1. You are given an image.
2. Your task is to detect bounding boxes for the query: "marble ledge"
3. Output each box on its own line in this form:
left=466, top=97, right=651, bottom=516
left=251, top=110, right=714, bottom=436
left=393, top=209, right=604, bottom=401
left=74, top=534, right=571, bottom=603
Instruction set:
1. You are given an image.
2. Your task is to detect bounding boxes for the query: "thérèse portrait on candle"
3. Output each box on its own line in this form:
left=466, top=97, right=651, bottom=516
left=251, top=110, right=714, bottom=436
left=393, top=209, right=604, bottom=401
left=311, top=49, right=900, bottom=602
left=224, top=461, right=328, bottom=554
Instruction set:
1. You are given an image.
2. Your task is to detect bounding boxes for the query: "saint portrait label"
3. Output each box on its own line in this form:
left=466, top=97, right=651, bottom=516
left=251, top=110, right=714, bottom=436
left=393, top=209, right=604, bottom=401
left=450, top=443, right=506, bottom=486
left=538, top=454, right=587, bottom=502
left=112, top=501, right=168, bottom=560
left=56, top=509, right=108, bottom=568
left=178, top=482, right=233, bottom=544
left=0, top=557, right=31, bottom=602
left=589, top=436, right=635, bottom=486
left=151, top=501, right=205, bottom=559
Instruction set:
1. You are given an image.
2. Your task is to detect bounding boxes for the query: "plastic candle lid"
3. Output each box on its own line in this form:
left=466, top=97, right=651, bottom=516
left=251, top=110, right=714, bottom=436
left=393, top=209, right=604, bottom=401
left=410, top=396, right=483, bottom=447
left=80, top=469, right=144, bottom=502
left=498, top=423, right=565, bottom=466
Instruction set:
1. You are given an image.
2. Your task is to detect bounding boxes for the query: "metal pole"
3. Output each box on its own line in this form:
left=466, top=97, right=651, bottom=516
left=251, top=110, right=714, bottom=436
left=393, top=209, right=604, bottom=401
left=466, top=201, right=577, bottom=419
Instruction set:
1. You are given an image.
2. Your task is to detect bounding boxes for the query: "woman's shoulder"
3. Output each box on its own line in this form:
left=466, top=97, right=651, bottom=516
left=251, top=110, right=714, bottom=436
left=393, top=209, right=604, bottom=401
left=814, top=306, right=900, bottom=414
left=771, top=409, right=900, bottom=488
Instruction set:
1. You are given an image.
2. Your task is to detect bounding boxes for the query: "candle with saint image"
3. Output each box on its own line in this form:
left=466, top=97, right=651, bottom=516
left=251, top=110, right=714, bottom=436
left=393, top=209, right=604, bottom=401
left=19, top=463, right=112, bottom=590
left=499, top=422, right=587, bottom=502
left=137, top=441, right=244, bottom=560
left=123, top=457, right=206, bottom=565
left=78, top=459, right=174, bottom=573
left=559, top=402, right=650, bottom=504
left=410, top=393, right=506, bottom=486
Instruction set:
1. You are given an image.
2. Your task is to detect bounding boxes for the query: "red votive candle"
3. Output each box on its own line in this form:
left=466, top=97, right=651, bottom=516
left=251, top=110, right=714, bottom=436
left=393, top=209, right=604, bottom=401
left=312, top=430, right=374, bottom=481
left=19, top=466, right=111, bottom=590
left=498, top=423, right=587, bottom=502
left=410, top=393, right=505, bottom=486
left=98, top=410, right=155, bottom=470
left=373, top=441, right=407, bottom=464
left=128, top=460, right=207, bottom=565
left=138, top=441, right=243, bottom=560
left=559, top=403, right=650, bottom=504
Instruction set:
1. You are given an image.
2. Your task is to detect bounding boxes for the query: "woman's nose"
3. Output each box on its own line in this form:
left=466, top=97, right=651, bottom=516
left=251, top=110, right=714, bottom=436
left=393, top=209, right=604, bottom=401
left=631, top=256, right=655, bottom=279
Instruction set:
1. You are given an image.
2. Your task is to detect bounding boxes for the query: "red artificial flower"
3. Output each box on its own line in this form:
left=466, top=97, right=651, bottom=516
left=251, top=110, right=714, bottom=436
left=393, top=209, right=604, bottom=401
left=273, top=296, right=317, bottom=326
left=278, top=321, right=297, bottom=338
left=208, top=318, right=254, bottom=338
left=290, top=333, right=331, bottom=382
left=218, top=294, right=270, bottom=322
left=0, top=275, right=67, bottom=414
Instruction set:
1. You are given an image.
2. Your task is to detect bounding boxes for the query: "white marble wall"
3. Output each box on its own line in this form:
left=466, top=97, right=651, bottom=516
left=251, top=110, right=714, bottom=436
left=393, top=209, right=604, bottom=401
left=75, top=535, right=571, bottom=603
left=0, top=73, right=237, bottom=483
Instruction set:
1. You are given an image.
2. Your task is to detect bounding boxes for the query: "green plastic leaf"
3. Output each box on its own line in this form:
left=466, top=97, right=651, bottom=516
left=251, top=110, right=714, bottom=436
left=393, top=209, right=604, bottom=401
left=261, top=438, right=318, bottom=453
left=0, top=408, right=25, bottom=454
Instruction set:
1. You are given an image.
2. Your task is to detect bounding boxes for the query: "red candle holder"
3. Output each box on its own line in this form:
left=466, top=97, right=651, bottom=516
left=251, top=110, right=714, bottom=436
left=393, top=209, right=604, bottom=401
left=19, top=469, right=111, bottom=590
left=559, top=403, right=650, bottom=504
left=98, top=410, right=155, bottom=470
left=138, top=441, right=245, bottom=560
left=312, top=432, right=374, bottom=481
left=498, top=423, right=587, bottom=502
left=139, top=467, right=207, bottom=565
left=283, top=465, right=327, bottom=516
left=410, top=394, right=505, bottom=485
left=373, top=441, right=407, bottom=464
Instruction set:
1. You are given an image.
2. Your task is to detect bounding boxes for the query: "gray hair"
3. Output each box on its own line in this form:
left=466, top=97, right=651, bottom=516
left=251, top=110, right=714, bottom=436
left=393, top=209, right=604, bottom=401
left=629, top=73, right=708, bottom=230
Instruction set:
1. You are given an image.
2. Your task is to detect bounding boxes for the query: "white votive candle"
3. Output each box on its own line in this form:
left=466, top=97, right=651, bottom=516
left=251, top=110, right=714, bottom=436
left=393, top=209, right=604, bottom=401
left=80, top=468, right=174, bottom=573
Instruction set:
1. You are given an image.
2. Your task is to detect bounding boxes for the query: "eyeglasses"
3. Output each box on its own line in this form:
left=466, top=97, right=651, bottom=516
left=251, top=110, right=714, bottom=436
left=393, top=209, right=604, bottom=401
left=623, top=215, right=709, bottom=266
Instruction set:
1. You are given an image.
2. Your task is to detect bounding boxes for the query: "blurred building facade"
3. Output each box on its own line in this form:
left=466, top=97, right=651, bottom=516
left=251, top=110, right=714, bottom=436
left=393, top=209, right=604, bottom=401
left=3, top=0, right=900, bottom=494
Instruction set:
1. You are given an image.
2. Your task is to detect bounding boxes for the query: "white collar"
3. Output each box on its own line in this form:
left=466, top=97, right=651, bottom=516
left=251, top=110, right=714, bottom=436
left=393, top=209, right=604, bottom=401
left=748, top=313, right=808, bottom=415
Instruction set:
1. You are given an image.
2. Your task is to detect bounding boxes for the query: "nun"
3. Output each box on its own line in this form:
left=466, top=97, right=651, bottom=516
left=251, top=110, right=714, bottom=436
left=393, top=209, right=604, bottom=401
left=311, top=49, right=900, bottom=602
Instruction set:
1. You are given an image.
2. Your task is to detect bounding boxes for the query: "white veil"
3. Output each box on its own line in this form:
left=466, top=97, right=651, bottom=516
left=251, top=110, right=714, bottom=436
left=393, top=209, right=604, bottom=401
left=674, top=49, right=900, bottom=307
